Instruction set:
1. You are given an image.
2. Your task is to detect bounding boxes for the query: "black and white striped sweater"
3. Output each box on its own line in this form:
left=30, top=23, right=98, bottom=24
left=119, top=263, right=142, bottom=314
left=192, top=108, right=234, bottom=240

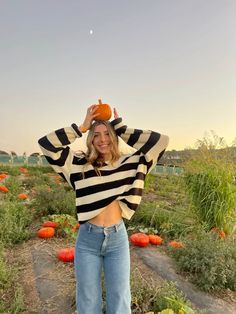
left=38, top=118, right=169, bottom=223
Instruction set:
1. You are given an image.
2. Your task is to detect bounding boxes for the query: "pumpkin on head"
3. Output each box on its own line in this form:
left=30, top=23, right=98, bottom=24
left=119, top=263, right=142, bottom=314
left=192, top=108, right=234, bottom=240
left=94, top=99, right=112, bottom=121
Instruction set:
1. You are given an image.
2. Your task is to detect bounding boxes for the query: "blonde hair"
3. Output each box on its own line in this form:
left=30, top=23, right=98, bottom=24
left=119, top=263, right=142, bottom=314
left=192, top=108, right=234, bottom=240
left=85, top=120, right=120, bottom=174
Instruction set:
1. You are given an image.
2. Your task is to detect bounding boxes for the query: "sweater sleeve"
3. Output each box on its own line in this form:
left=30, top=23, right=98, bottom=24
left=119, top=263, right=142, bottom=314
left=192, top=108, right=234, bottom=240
left=38, top=123, right=83, bottom=179
left=111, top=117, right=169, bottom=172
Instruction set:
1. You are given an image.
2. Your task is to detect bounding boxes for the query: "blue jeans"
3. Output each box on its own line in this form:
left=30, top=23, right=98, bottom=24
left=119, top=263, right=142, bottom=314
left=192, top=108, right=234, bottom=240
left=74, top=219, right=131, bottom=314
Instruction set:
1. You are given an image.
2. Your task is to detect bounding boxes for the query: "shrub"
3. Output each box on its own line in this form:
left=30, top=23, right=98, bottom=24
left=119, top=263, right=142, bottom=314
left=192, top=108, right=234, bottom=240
left=0, top=201, right=32, bottom=246
left=131, top=268, right=200, bottom=313
left=169, top=229, right=236, bottom=291
left=33, top=184, right=76, bottom=217
left=0, top=246, right=25, bottom=313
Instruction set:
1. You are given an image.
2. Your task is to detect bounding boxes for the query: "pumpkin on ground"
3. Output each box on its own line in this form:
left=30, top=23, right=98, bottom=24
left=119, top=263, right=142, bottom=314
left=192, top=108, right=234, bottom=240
left=94, top=99, right=112, bottom=121
left=148, top=234, right=163, bottom=245
left=72, top=223, right=80, bottom=232
left=129, top=233, right=150, bottom=247
left=211, top=227, right=226, bottom=239
left=0, top=173, right=7, bottom=180
left=168, top=240, right=184, bottom=248
left=0, top=185, right=9, bottom=193
left=19, top=167, right=28, bottom=174
left=42, top=221, right=59, bottom=228
left=57, top=247, right=75, bottom=262
left=18, top=193, right=28, bottom=200
left=37, top=227, right=55, bottom=238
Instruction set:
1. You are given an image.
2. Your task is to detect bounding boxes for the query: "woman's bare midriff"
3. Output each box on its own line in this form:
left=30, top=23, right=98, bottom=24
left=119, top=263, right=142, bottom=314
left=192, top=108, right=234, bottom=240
left=88, top=200, right=122, bottom=226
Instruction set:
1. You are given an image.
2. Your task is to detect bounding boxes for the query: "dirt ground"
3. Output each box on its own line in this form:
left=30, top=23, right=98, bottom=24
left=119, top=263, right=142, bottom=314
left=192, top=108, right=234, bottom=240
left=7, top=232, right=236, bottom=314
left=9, top=237, right=165, bottom=314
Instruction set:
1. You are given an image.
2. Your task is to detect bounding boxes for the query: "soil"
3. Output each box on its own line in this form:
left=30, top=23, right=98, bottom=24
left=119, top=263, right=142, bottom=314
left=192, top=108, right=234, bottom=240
left=7, top=232, right=236, bottom=314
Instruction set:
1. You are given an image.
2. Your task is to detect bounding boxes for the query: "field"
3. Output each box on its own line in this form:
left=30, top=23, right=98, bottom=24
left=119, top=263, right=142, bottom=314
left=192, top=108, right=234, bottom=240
left=0, top=160, right=235, bottom=314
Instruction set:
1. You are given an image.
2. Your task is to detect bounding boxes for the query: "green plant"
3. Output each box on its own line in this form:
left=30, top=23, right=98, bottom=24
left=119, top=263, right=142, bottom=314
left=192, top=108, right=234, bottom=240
left=47, top=214, right=79, bottom=239
left=0, top=246, right=25, bottom=313
left=0, top=201, right=32, bottom=246
left=169, top=229, right=236, bottom=291
left=32, top=184, right=76, bottom=217
left=185, top=162, right=236, bottom=232
left=130, top=268, right=199, bottom=313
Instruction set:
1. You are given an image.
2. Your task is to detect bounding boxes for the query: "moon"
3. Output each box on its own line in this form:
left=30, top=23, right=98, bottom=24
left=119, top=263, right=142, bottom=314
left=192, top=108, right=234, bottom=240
left=89, top=30, right=93, bottom=35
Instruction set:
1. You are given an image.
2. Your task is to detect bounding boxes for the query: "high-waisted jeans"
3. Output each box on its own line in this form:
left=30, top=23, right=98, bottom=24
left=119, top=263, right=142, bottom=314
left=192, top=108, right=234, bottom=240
left=74, top=219, right=131, bottom=314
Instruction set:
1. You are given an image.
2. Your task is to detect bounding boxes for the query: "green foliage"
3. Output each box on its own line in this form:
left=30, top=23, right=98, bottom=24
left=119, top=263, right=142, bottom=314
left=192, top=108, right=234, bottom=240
left=184, top=132, right=236, bottom=233
left=185, top=158, right=236, bottom=233
left=47, top=214, right=79, bottom=239
left=0, top=247, right=25, bottom=313
left=0, top=165, right=20, bottom=176
left=0, top=201, right=32, bottom=246
left=131, top=268, right=200, bottom=313
left=128, top=201, right=195, bottom=239
left=33, top=184, right=76, bottom=217
left=22, top=173, right=52, bottom=189
left=169, top=229, right=236, bottom=291
left=2, top=176, right=22, bottom=202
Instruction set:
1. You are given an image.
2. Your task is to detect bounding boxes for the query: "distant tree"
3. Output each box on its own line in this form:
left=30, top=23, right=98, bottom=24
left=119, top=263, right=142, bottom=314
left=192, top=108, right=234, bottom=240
left=30, top=152, right=40, bottom=157
left=10, top=151, right=17, bottom=157
left=0, top=150, right=9, bottom=155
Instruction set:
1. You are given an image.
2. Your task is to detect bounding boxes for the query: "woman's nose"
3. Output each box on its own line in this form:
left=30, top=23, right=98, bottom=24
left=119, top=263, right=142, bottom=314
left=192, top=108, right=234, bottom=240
left=100, top=134, right=106, bottom=142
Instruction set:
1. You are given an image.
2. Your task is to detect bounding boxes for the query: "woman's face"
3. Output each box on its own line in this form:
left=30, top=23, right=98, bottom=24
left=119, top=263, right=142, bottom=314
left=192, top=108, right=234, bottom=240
left=92, top=124, right=112, bottom=160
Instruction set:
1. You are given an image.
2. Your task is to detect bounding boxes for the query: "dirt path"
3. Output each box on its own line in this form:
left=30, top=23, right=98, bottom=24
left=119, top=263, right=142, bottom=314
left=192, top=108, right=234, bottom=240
left=133, top=246, right=236, bottom=314
left=10, top=237, right=236, bottom=314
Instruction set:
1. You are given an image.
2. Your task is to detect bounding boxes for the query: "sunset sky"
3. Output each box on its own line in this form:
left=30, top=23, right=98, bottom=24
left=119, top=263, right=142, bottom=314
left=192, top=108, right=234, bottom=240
left=1, top=0, right=235, bottom=155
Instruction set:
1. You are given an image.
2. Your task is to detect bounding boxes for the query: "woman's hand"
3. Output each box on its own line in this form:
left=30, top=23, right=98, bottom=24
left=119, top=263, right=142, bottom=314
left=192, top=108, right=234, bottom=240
left=81, top=105, right=99, bottom=131
left=113, top=108, right=119, bottom=119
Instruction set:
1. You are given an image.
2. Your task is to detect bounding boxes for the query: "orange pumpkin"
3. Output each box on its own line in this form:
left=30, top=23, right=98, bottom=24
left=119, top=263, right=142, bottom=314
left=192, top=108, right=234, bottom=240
left=19, top=167, right=28, bottom=174
left=168, top=240, right=184, bottom=248
left=0, top=173, right=7, bottom=180
left=42, top=221, right=59, bottom=228
left=72, top=223, right=80, bottom=232
left=211, top=227, right=226, bottom=239
left=94, top=99, right=112, bottom=121
left=57, top=247, right=75, bottom=262
left=37, top=227, right=55, bottom=238
left=18, top=193, right=28, bottom=200
left=0, top=185, right=9, bottom=193
left=148, top=234, right=163, bottom=245
left=129, top=233, right=150, bottom=247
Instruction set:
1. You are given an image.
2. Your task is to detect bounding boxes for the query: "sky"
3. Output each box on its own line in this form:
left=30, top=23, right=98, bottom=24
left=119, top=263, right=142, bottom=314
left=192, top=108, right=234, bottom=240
left=1, top=0, right=235, bottom=155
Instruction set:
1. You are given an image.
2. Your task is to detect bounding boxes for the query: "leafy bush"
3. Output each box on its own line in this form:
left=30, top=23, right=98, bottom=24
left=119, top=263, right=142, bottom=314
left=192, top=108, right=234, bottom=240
left=33, top=184, right=76, bottom=217
left=169, top=229, right=236, bottom=291
left=0, top=246, right=25, bottom=313
left=131, top=268, right=200, bottom=313
left=0, top=201, right=32, bottom=246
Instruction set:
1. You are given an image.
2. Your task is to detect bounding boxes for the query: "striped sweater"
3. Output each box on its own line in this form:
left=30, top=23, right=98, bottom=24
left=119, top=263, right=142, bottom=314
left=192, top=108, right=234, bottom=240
left=38, top=118, right=169, bottom=223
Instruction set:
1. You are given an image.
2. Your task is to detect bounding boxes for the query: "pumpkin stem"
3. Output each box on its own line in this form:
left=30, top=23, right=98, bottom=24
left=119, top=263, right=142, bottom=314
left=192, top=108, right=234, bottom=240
left=98, top=99, right=102, bottom=105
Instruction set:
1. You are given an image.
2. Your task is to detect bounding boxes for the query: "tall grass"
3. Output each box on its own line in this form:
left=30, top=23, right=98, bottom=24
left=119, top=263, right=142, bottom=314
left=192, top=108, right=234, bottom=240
left=184, top=134, right=236, bottom=233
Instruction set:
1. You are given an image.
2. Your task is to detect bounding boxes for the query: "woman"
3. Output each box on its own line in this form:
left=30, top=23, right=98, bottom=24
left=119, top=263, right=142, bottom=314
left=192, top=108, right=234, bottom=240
left=38, top=104, right=169, bottom=314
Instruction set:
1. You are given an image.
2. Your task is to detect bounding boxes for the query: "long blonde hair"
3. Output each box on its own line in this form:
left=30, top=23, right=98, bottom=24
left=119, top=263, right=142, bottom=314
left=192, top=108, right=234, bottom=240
left=85, top=120, right=120, bottom=173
